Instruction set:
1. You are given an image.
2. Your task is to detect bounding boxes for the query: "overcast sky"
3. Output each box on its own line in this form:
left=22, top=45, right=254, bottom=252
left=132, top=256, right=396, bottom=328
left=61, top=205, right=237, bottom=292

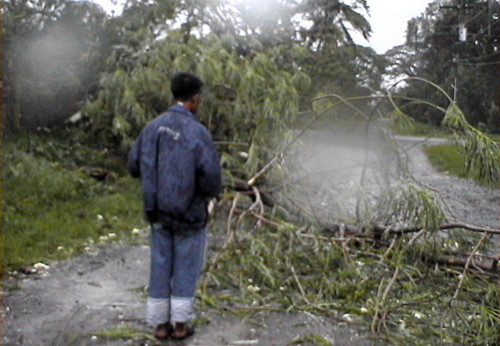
left=93, top=0, right=434, bottom=54
left=361, top=0, right=434, bottom=54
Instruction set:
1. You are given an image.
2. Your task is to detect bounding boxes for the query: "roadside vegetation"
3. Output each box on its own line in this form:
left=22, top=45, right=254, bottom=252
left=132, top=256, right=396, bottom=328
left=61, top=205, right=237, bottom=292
left=1, top=130, right=146, bottom=273
left=424, top=144, right=479, bottom=181
left=393, top=119, right=454, bottom=138
left=395, top=120, right=498, bottom=185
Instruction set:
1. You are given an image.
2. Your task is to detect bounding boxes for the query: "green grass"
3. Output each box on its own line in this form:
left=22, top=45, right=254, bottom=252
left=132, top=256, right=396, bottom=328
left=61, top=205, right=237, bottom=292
left=1, top=133, right=146, bottom=273
left=394, top=118, right=500, bottom=141
left=424, top=144, right=480, bottom=181
left=290, top=334, right=333, bottom=345
left=393, top=120, right=454, bottom=138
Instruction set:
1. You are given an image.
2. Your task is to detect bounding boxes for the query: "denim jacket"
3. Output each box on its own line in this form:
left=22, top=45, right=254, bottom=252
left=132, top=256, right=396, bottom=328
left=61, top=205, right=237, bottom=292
left=128, top=105, right=222, bottom=231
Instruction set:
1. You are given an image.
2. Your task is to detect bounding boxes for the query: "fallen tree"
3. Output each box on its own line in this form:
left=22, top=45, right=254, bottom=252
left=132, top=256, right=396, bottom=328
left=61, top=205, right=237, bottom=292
left=204, top=82, right=498, bottom=344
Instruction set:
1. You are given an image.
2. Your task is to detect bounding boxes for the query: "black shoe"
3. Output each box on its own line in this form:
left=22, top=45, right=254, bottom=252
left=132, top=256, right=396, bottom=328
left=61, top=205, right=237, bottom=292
left=172, top=322, right=195, bottom=340
left=154, top=322, right=173, bottom=340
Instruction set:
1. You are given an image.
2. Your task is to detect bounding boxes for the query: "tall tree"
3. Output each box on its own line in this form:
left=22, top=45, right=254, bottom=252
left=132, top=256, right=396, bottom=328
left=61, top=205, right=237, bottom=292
left=291, top=0, right=383, bottom=98
left=2, top=0, right=110, bottom=130
left=297, top=0, right=371, bottom=50
left=387, top=0, right=499, bottom=131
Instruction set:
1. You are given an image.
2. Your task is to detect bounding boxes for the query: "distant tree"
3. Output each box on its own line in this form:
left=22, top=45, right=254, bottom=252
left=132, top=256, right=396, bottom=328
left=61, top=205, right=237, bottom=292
left=289, top=0, right=387, bottom=99
left=2, top=0, right=110, bottom=130
left=387, top=0, right=499, bottom=131
left=1, top=0, right=386, bottom=132
left=100, top=0, right=384, bottom=103
left=296, top=0, right=371, bottom=50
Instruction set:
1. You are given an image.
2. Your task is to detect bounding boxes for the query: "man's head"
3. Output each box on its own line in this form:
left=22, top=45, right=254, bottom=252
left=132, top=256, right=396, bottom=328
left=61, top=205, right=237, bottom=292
left=171, top=72, right=203, bottom=114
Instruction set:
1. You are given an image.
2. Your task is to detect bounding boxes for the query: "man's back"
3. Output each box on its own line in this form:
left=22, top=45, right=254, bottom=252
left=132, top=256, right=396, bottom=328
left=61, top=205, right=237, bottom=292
left=128, top=104, right=221, bottom=231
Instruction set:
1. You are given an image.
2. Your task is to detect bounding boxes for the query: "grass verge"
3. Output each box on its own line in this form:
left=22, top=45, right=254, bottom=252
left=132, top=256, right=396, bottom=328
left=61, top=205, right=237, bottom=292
left=1, top=132, right=146, bottom=274
left=423, top=144, right=481, bottom=182
left=393, top=120, right=453, bottom=138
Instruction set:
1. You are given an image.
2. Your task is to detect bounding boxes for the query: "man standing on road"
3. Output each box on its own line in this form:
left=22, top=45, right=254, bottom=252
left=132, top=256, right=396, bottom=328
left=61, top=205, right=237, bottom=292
left=128, top=72, right=222, bottom=340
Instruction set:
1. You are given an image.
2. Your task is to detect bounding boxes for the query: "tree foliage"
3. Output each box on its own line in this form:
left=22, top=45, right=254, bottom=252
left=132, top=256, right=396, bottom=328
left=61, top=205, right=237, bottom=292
left=2, top=0, right=110, bottom=130
left=387, top=0, right=499, bottom=132
left=2, top=0, right=384, bottom=132
left=297, top=0, right=371, bottom=49
left=81, top=32, right=310, bottom=177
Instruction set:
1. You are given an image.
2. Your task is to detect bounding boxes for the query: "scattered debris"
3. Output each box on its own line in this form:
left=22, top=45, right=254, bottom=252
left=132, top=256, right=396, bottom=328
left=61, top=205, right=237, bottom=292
left=230, top=340, right=259, bottom=345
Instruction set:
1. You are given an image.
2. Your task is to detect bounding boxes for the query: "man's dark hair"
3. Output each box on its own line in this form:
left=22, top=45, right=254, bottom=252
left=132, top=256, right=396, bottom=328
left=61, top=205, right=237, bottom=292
left=171, top=72, right=203, bottom=101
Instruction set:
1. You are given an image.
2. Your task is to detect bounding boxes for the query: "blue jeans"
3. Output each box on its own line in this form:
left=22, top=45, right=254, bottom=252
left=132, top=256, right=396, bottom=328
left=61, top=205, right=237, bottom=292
left=147, top=223, right=207, bottom=325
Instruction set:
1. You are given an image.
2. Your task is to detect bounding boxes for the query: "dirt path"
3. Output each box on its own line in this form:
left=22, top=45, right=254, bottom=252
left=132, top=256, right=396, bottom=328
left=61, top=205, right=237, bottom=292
left=2, top=235, right=370, bottom=345
left=2, top=135, right=497, bottom=345
left=399, top=136, right=499, bottom=256
left=399, top=136, right=499, bottom=231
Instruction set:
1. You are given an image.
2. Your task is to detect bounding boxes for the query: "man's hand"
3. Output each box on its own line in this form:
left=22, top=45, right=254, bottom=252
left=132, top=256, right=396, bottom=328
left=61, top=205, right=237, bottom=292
left=208, top=199, right=216, bottom=216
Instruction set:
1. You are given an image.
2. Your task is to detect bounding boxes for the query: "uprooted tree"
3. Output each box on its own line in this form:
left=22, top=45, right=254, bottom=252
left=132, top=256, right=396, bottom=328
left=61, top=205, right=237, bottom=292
left=214, top=83, right=498, bottom=345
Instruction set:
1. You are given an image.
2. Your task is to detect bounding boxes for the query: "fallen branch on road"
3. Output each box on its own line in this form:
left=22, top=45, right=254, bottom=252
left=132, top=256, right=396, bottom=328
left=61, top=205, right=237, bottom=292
left=369, top=222, right=500, bottom=236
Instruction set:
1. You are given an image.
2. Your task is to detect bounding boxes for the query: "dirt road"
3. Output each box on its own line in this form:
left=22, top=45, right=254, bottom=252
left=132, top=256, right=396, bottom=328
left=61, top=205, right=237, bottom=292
left=2, top=236, right=370, bottom=345
left=400, top=136, right=499, bottom=232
